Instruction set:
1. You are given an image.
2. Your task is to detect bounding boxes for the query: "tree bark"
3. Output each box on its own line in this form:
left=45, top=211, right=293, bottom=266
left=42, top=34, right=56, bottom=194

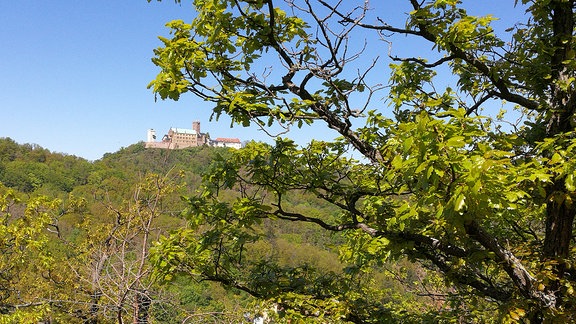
left=543, top=185, right=575, bottom=260
left=540, top=0, right=576, bottom=310
left=463, top=221, right=552, bottom=304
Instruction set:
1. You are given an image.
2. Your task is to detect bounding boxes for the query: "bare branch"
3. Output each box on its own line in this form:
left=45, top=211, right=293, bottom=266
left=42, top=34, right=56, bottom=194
left=391, top=55, right=456, bottom=69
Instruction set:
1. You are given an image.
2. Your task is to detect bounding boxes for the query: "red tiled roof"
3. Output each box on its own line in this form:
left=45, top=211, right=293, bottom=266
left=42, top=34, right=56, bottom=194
left=215, top=138, right=241, bottom=143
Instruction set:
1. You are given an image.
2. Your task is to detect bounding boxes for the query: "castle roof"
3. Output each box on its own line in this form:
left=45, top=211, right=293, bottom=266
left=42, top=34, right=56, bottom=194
left=215, top=137, right=241, bottom=143
left=170, top=127, right=197, bottom=135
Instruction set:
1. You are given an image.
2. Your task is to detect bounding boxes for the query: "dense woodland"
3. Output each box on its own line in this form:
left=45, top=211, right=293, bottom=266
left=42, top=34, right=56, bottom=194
left=0, top=138, right=440, bottom=323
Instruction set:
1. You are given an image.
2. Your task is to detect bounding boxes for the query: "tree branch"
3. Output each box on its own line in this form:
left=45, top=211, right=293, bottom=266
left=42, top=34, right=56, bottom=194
left=464, top=220, right=556, bottom=307
left=421, top=250, right=512, bottom=301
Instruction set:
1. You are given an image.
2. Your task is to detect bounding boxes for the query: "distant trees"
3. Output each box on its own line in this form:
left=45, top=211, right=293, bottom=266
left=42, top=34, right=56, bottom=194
left=148, top=0, right=576, bottom=321
left=0, top=140, right=247, bottom=323
left=0, top=139, right=442, bottom=322
left=0, top=138, right=92, bottom=193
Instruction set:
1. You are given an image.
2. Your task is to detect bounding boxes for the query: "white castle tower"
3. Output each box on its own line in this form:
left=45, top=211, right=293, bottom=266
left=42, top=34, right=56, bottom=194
left=147, top=129, right=157, bottom=142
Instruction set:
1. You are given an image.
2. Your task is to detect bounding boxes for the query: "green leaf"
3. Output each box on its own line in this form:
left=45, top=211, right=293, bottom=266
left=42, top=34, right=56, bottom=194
left=446, top=136, right=466, bottom=148
left=454, top=194, right=466, bottom=211
left=566, top=173, right=576, bottom=192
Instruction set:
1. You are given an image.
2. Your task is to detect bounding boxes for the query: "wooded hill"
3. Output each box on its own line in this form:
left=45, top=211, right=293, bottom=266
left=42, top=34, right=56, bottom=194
left=0, top=137, right=446, bottom=323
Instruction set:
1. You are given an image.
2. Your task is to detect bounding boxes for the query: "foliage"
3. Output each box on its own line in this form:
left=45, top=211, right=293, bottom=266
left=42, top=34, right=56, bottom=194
left=0, top=138, right=92, bottom=194
left=0, top=185, right=70, bottom=323
left=147, top=0, right=576, bottom=322
left=0, top=134, right=440, bottom=322
left=0, top=139, right=251, bottom=322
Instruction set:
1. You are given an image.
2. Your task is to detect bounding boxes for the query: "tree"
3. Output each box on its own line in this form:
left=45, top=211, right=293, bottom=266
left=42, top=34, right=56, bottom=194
left=148, top=0, right=576, bottom=321
left=0, top=185, right=76, bottom=323
left=66, top=172, right=188, bottom=323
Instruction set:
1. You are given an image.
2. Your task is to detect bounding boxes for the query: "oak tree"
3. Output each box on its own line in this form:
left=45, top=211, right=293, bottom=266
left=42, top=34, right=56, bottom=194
left=149, top=0, right=576, bottom=321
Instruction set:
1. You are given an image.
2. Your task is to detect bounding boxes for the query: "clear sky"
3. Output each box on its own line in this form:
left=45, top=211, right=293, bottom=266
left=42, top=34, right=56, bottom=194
left=0, top=1, right=525, bottom=161
left=0, top=1, right=247, bottom=160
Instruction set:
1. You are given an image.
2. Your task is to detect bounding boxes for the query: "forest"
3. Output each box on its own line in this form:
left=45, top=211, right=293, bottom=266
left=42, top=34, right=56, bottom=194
left=0, top=138, right=436, bottom=323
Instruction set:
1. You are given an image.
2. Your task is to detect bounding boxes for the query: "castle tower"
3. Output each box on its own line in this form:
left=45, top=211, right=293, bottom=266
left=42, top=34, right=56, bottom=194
left=147, top=129, right=156, bottom=142
left=192, top=121, right=200, bottom=134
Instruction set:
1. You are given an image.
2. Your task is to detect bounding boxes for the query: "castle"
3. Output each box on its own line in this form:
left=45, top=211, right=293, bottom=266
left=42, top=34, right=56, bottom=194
left=145, top=121, right=242, bottom=150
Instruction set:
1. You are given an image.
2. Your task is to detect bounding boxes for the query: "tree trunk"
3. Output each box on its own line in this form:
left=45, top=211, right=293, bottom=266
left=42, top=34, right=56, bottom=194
left=133, top=290, right=151, bottom=324
left=543, top=186, right=575, bottom=260
left=542, top=181, right=576, bottom=305
left=541, top=0, right=576, bottom=309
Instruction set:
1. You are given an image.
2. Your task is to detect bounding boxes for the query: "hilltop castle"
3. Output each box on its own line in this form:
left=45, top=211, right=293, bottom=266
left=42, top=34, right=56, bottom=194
left=145, top=121, right=242, bottom=150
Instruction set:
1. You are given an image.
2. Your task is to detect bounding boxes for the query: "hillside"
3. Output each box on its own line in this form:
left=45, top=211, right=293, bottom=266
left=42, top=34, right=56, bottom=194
left=0, top=137, right=229, bottom=194
left=0, top=137, right=438, bottom=323
left=0, top=138, right=245, bottom=322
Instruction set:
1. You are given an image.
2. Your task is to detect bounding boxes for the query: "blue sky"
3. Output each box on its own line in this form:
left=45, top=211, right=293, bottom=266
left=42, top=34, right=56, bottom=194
left=1, top=1, right=241, bottom=160
left=0, top=1, right=525, bottom=161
